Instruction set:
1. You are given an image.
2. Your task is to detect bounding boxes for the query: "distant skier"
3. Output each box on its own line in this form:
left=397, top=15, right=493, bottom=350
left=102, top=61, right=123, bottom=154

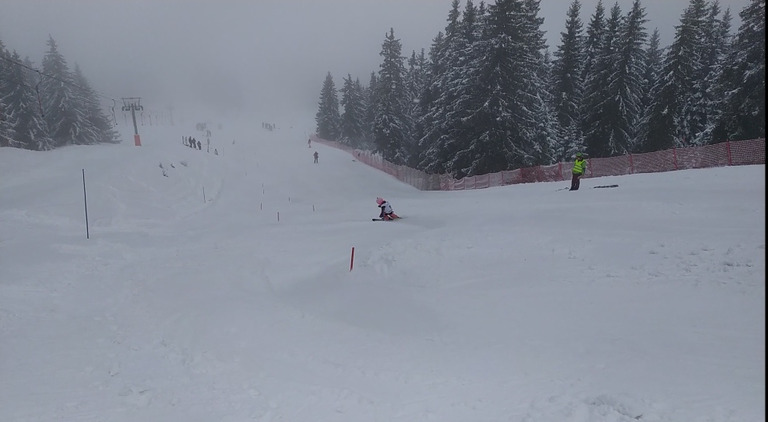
left=313, top=151, right=319, bottom=163
left=570, top=152, right=586, bottom=191
left=376, top=197, right=399, bottom=221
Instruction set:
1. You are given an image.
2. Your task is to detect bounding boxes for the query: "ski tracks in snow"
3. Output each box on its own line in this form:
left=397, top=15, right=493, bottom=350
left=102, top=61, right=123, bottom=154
left=516, top=393, right=653, bottom=422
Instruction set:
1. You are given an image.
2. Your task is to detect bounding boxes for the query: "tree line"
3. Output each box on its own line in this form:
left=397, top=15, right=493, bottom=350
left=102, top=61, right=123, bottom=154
left=315, top=0, right=765, bottom=179
left=0, top=35, right=119, bottom=151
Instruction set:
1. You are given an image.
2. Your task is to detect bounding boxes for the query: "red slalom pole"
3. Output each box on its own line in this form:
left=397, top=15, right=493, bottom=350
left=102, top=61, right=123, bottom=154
left=350, top=247, right=355, bottom=272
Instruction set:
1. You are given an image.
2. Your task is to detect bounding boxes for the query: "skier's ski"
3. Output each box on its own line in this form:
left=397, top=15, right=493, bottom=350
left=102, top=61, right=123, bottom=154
left=593, top=184, right=619, bottom=189
left=372, top=217, right=402, bottom=221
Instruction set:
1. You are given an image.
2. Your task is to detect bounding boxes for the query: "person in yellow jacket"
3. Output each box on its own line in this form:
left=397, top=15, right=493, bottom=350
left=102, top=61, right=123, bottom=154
left=570, top=152, right=586, bottom=191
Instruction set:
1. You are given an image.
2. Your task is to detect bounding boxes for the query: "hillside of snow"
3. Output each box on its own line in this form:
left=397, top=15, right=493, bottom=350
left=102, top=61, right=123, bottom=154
left=1, top=116, right=764, bottom=422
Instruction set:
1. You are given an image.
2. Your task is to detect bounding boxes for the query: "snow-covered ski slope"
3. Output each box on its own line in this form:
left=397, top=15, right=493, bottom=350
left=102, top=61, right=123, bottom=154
left=1, top=115, right=764, bottom=422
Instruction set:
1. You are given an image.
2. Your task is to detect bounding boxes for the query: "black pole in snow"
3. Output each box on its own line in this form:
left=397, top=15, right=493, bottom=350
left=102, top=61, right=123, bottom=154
left=82, top=169, right=90, bottom=239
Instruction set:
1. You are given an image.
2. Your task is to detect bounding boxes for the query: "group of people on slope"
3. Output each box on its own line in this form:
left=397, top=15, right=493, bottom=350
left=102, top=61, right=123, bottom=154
left=370, top=152, right=586, bottom=221
left=317, top=148, right=585, bottom=222
left=184, top=136, right=201, bottom=150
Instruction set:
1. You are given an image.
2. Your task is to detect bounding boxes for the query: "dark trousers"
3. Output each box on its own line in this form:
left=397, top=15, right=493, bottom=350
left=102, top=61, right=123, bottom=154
left=570, top=173, right=582, bottom=191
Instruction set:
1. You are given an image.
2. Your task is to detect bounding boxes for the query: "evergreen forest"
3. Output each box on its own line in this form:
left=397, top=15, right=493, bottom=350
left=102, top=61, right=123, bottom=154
left=315, top=0, right=765, bottom=179
left=0, top=35, right=119, bottom=150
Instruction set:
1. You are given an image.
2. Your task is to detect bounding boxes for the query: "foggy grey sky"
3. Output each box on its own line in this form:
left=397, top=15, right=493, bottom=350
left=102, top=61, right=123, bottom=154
left=1, top=0, right=750, bottom=122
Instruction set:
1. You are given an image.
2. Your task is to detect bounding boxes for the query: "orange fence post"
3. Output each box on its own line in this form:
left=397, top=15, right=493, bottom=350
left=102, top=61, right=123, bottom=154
left=673, top=147, right=678, bottom=170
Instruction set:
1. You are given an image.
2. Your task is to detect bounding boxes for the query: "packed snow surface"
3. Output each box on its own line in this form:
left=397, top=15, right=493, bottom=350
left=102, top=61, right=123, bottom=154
left=1, top=117, right=764, bottom=421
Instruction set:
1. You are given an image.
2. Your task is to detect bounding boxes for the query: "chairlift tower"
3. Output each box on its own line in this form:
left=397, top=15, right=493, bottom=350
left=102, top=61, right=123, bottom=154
left=122, top=97, right=143, bottom=146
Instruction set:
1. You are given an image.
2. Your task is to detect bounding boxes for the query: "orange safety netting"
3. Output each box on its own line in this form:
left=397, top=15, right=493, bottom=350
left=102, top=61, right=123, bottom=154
left=311, top=137, right=765, bottom=191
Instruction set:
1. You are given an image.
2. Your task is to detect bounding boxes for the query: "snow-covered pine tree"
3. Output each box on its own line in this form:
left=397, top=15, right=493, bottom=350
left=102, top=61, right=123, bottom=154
left=612, top=0, right=648, bottom=153
left=582, top=2, right=623, bottom=157
left=0, top=95, right=14, bottom=148
left=414, top=33, right=443, bottom=174
left=448, top=0, right=551, bottom=177
left=698, top=6, right=732, bottom=144
left=434, top=0, right=486, bottom=178
left=635, top=28, right=664, bottom=152
left=1, top=50, right=53, bottom=150
left=552, top=0, right=586, bottom=162
left=520, top=0, right=557, bottom=165
left=582, top=0, right=646, bottom=157
left=315, top=72, right=341, bottom=141
left=404, top=48, right=429, bottom=167
left=676, top=0, right=726, bottom=146
left=580, top=1, right=606, bottom=89
left=373, top=28, right=411, bottom=165
left=687, top=3, right=731, bottom=145
left=540, top=49, right=560, bottom=162
left=339, top=74, right=365, bottom=147
left=711, top=0, right=764, bottom=142
left=71, top=64, right=119, bottom=144
left=640, top=0, right=708, bottom=152
left=405, top=49, right=428, bottom=123
left=362, top=71, right=378, bottom=148
left=0, top=41, right=16, bottom=147
left=41, top=35, right=83, bottom=147
left=416, top=0, right=462, bottom=174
